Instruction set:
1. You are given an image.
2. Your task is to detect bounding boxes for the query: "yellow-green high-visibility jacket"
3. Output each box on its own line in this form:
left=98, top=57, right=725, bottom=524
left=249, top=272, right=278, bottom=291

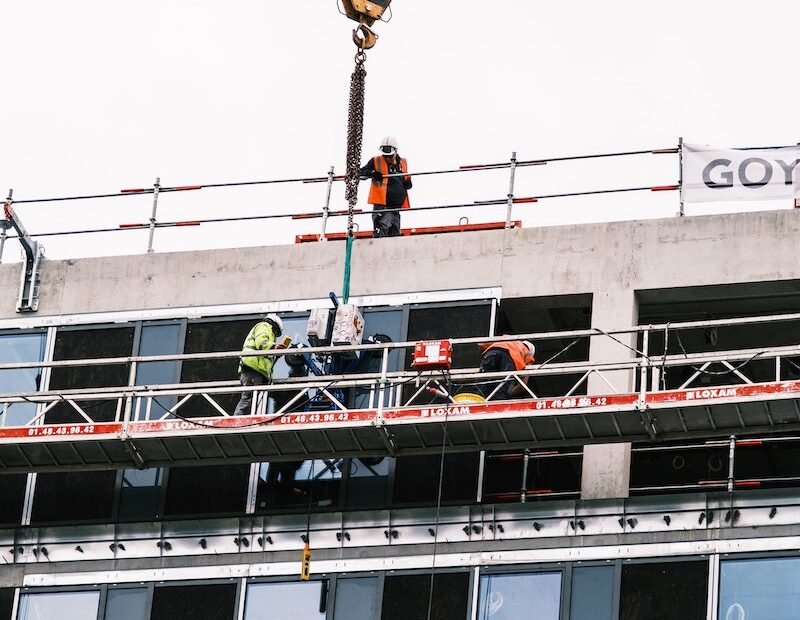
left=238, top=321, right=277, bottom=379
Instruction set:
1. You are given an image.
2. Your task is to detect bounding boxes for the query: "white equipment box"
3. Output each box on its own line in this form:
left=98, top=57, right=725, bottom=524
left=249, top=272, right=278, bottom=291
left=307, top=308, right=333, bottom=346
left=332, top=304, right=365, bottom=352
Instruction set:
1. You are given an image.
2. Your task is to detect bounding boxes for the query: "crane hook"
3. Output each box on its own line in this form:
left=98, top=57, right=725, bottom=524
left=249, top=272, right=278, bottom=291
left=352, top=22, right=378, bottom=49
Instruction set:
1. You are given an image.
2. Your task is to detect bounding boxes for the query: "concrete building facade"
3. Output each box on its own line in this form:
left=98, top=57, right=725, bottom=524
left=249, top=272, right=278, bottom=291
left=1, top=209, right=800, bottom=619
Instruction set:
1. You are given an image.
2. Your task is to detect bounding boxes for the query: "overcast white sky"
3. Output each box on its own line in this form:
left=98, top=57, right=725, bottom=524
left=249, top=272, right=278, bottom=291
left=1, top=1, right=798, bottom=261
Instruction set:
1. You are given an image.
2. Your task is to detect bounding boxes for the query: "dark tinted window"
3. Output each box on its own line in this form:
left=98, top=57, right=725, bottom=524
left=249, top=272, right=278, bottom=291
left=620, top=561, right=708, bottom=620
left=381, top=573, right=470, bottom=620
left=630, top=445, right=728, bottom=492
left=117, top=468, right=164, bottom=521
left=256, top=460, right=342, bottom=513
left=164, top=464, right=249, bottom=517
left=31, top=470, right=116, bottom=524
left=483, top=451, right=581, bottom=502
left=570, top=566, right=614, bottom=620
left=0, top=474, right=27, bottom=526
left=181, top=320, right=253, bottom=417
left=0, top=332, right=45, bottom=426
left=0, top=588, right=13, bottom=620
left=495, top=295, right=592, bottom=397
left=103, top=587, right=148, bottom=620
left=48, top=327, right=133, bottom=423
left=406, top=304, right=491, bottom=370
left=393, top=453, right=479, bottom=505
left=150, top=584, right=237, bottom=620
left=134, top=323, right=182, bottom=420
left=345, top=456, right=392, bottom=509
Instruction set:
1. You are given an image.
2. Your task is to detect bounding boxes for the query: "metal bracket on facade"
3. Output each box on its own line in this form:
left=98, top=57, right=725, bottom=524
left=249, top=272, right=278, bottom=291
left=120, top=431, right=146, bottom=469
left=638, top=406, right=658, bottom=441
left=4, top=191, right=44, bottom=313
left=374, top=422, right=398, bottom=457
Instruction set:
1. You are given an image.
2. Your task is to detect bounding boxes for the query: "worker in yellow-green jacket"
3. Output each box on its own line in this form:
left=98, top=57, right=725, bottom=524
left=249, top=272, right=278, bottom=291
left=233, top=313, right=284, bottom=416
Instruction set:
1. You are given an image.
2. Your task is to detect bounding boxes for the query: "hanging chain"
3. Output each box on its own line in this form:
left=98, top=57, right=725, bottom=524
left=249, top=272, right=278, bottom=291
left=344, top=50, right=367, bottom=238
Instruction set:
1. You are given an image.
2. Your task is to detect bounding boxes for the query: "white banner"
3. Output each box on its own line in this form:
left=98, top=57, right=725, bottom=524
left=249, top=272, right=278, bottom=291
left=682, top=143, right=800, bottom=203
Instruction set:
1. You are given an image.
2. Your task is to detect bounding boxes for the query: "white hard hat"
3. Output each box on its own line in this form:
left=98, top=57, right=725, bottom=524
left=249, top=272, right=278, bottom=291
left=523, top=341, right=535, bottom=358
left=380, top=136, right=398, bottom=154
left=264, top=313, right=283, bottom=335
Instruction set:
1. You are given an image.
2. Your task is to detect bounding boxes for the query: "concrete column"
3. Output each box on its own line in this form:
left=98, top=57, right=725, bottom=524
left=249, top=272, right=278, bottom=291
left=581, top=289, right=638, bottom=500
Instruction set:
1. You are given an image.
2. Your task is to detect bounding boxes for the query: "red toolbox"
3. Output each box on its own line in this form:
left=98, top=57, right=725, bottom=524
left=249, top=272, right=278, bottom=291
left=412, top=340, right=453, bottom=370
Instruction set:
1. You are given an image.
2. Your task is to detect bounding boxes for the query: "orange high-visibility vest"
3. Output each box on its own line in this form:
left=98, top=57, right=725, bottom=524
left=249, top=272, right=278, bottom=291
left=479, top=341, right=534, bottom=371
left=368, top=156, right=411, bottom=209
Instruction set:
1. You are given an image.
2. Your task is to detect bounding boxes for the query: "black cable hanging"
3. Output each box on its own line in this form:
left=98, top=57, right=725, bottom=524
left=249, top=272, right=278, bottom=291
left=425, top=369, right=454, bottom=620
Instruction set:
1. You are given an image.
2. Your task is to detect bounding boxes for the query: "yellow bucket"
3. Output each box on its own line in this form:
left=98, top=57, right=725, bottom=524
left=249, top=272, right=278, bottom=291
left=453, top=392, right=486, bottom=404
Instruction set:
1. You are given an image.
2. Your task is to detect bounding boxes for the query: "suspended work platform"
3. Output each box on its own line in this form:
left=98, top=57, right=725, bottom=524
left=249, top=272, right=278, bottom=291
left=3, top=313, right=800, bottom=472
left=1, top=379, right=800, bottom=473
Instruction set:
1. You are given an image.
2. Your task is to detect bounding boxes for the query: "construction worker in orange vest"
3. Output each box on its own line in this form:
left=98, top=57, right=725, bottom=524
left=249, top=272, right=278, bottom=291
left=360, top=136, right=412, bottom=238
left=478, top=339, right=536, bottom=400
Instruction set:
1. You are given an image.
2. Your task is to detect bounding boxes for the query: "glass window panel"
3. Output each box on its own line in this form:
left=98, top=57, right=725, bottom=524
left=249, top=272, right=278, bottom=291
left=17, top=591, right=100, bottom=620
left=334, top=578, right=379, bottom=620
left=103, top=588, right=148, bottom=620
left=719, top=557, right=800, bottom=619
left=47, top=327, right=134, bottom=424
left=117, top=468, right=164, bottom=521
left=353, top=309, right=404, bottom=410
left=0, top=332, right=45, bottom=427
left=31, top=470, right=116, bottom=524
left=0, top=588, right=13, bottom=620
left=257, top=459, right=342, bottom=513
left=404, top=303, right=491, bottom=404
left=570, top=566, right=614, bottom=620
left=134, top=324, right=181, bottom=420
left=345, top=457, right=392, bottom=509
left=181, top=319, right=254, bottom=417
left=483, top=451, right=582, bottom=502
left=630, top=446, right=728, bottom=491
left=393, top=453, right=479, bottom=506
left=406, top=304, right=491, bottom=369
left=381, top=573, right=469, bottom=620
left=243, top=581, right=325, bottom=619
left=164, top=464, right=249, bottom=517
left=0, top=474, right=27, bottom=526
left=150, top=584, right=237, bottom=620
left=477, top=572, right=561, bottom=620
left=620, top=561, right=707, bottom=620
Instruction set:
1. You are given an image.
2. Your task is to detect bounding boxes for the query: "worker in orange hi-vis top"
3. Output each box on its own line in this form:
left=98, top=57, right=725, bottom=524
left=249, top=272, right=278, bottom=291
left=360, top=136, right=412, bottom=238
left=478, top=339, right=536, bottom=401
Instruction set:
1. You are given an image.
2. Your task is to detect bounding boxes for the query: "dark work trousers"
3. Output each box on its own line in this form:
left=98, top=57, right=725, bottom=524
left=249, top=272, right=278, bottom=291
left=233, top=367, right=269, bottom=416
left=372, top=205, right=401, bottom=238
left=479, top=349, right=517, bottom=400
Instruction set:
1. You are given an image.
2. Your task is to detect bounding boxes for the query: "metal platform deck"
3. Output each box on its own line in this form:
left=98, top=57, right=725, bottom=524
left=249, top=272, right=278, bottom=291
left=2, top=380, right=800, bottom=472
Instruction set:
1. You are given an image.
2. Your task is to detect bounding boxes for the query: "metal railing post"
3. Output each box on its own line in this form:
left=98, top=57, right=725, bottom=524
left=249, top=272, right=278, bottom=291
left=375, top=346, right=390, bottom=422
left=147, top=177, right=161, bottom=253
left=122, top=360, right=138, bottom=424
left=320, top=166, right=335, bottom=242
left=520, top=448, right=530, bottom=503
left=505, top=151, right=517, bottom=229
left=639, top=328, right=650, bottom=405
left=678, top=138, right=685, bottom=217
left=727, top=435, right=736, bottom=493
